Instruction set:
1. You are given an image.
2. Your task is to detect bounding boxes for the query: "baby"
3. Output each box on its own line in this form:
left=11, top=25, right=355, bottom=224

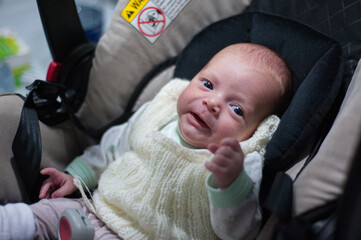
left=0, top=43, right=291, bottom=240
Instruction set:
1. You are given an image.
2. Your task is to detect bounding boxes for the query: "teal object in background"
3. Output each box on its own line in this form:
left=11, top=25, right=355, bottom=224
left=78, top=4, right=103, bottom=43
left=0, top=62, right=15, bottom=93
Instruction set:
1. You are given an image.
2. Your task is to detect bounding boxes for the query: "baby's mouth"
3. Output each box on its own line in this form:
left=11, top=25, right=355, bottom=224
left=191, top=112, right=209, bottom=128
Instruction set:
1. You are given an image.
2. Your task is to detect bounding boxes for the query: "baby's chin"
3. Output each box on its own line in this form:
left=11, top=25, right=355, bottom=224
left=186, top=140, right=207, bottom=149
left=179, top=130, right=208, bottom=149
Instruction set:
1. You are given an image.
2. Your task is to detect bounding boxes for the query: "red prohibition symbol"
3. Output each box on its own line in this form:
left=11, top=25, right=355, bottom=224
left=137, top=7, right=166, bottom=37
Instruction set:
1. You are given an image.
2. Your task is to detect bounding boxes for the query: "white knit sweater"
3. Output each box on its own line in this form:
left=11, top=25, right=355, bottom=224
left=78, top=79, right=279, bottom=240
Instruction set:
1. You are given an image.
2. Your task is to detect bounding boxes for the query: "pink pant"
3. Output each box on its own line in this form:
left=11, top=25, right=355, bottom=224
left=30, top=198, right=121, bottom=240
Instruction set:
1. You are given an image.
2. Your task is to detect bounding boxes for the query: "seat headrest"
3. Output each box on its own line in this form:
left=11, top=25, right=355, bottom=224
left=174, top=12, right=344, bottom=173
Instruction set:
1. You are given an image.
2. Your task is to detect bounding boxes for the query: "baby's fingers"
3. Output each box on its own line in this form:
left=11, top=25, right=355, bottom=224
left=39, top=180, right=53, bottom=199
left=51, top=182, right=76, bottom=198
left=40, top=167, right=57, bottom=177
left=220, top=138, right=242, bottom=153
left=205, top=161, right=225, bottom=174
left=214, top=145, right=236, bottom=160
left=51, top=187, right=67, bottom=198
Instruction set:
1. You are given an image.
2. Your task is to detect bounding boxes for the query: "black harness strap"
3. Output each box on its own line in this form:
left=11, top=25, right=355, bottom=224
left=262, top=172, right=293, bottom=224
left=12, top=86, right=43, bottom=203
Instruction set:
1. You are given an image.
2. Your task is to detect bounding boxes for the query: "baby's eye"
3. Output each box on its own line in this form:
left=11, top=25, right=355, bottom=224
left=201, top=80, right=213, bottom=90
left=231, top=105, right=243, bottom=116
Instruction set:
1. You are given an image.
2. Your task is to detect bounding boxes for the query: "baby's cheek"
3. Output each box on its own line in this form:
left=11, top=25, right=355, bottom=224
left=222, top=126, right=244, bottom=141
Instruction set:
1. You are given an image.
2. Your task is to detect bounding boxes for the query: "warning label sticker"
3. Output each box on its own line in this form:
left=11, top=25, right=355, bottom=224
left=121, top=0, right=190, bottom=43
left=137, top=7, right=166, bottom=37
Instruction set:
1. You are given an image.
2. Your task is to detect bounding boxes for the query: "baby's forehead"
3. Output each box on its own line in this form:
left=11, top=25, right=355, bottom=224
left=219, top=44, right=283, bottom=66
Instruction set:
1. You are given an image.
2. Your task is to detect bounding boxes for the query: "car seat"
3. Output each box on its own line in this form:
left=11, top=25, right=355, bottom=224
left=246, top=0, right=361, bottom=238
left=0, top=0, right=360, bottom=239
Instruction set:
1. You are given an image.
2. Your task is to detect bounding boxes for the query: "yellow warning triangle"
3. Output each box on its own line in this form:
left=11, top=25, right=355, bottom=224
left=121, top=0, right=149, bottom=23
left=126, top=11, right=134, bottom=18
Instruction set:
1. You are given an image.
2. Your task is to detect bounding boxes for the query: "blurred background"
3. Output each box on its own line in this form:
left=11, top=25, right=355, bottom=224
left=0, top=0, right=117, bottom=95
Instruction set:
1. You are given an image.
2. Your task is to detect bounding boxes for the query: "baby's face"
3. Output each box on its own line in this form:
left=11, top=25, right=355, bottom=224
left=177, top=48, right=283, bottom=148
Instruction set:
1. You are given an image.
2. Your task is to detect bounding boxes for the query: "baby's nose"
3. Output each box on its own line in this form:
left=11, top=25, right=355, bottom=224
left=203, top=99, right=220, bottom=115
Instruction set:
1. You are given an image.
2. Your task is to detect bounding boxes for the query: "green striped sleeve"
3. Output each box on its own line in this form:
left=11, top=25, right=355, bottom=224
left=65, top=157, right=97, bottom=190
left=206, top=170, right=254, bottom=208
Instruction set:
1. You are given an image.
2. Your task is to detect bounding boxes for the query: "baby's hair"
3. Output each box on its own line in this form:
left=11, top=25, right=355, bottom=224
left=227, top=43, right=293, bottom=115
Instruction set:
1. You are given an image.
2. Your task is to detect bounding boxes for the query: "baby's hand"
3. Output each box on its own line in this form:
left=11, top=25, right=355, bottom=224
left=205, top=138, right=244, bottom=189
left=39, top=168, right=77, bottom=199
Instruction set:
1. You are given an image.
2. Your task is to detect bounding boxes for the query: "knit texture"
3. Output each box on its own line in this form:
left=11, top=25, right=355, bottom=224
left=90, top=79, right=279, bottom=240
left=240, top=115, right=280, bottom=157
left=0, top=203, right=35, bottom=240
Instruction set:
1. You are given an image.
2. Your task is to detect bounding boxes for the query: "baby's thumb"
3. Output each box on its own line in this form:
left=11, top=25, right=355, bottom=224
left=51, top=186, right=68, bottom=198
left=207, top=144, right=219, bottom=154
